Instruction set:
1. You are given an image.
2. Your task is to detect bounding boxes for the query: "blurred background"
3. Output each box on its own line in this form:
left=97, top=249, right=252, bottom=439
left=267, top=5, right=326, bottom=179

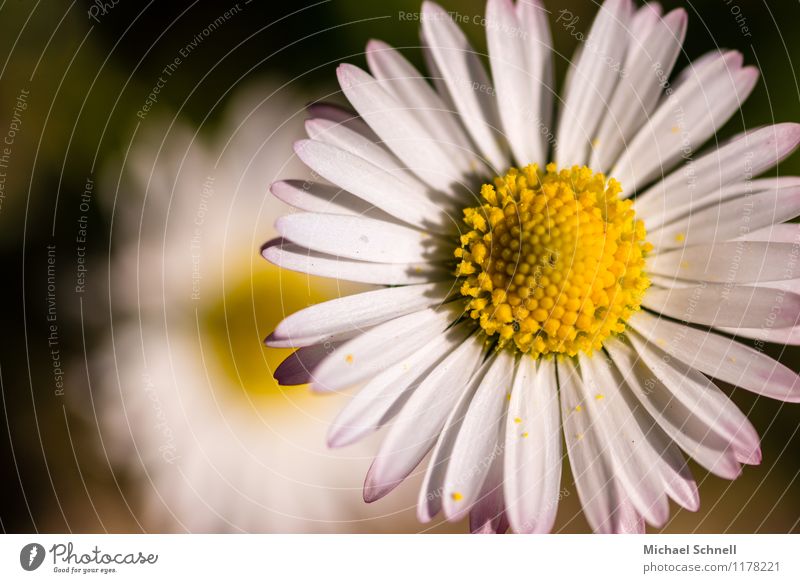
left=0, top=0, right=799, bottom=533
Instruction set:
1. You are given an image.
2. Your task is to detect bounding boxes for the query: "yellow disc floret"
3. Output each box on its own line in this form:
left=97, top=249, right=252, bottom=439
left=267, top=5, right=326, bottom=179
left=455, top=163, right=652, bottom=358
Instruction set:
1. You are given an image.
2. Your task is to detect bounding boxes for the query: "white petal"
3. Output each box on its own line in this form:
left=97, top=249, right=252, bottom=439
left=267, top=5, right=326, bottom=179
left=337, top=63, right=472, bottom=192
left=305, top=117, right=428, bottom=188
left=364, top=335, right=485, bottom=501
left=487, top=0, right=545, bottom=166
left=649, top=185, right=800, bottom=249
left=270, top=179, right=390, bottom=218
left=757, top=279, right=800, bottom=294
left=645, top=177, right=800, bottom=231
left=642, top=283, right=800, bottom=329
left=631, top=311, right=800, bottom=402
left=559, top=358, right=639, bottom=533
left=262, top=239, right=442, bottom=285
left=273, top=342, right=343, bottom=386
left=503, top=358, right=561, bottom=533
left=612, top=371, right=700, bottom=512
left=613, top=494, right=646, bottom=534
left=605, top=337, right=742, bottom=479
left=736, top=221, right=800, bottom=243
left=634, top=123, right=800, bottom=214
left=421, top=1, right=509, bottom=171
left=516, top=0, right=554, bottom=143
left=648, top=241, right=800, bottom=283
left=417, top=357, right=491, bottom=522
left=670, top=49, right=728, bottom=89
left=276, top=213, right=447, bottom=264
left=555, top=0, right=633, bottom=167
left=647, top=273, right=693, bottom=289
left=268, top=282, right=452, bottom=348
left=627, top=332, right=761, bottom=465
left=613, top=53, right=758, bottom=192
left=469, top=451, right=508, bottom=534
left=718, top=324, right=800, bottom=346
left=419, top=26, right=457, bottom=113
left=312, top=307, right=457, bottom=392
left=306, top=101, right=380, bottom=141
left=579, top=354, right=669, bottom=527
left=442, top=352, right=515, bottom=521
left=365, top=39, right=480, bottom=176
left=590, top=7, right=688, bottom=172
left=327, top=324, right=472, bottom=447
left=293, top=139, right=452, bottom=231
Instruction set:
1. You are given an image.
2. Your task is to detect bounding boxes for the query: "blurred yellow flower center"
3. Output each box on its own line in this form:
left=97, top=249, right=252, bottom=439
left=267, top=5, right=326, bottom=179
left=204, top=265, right=339, bottom=401
left=455, top=163, right=652, bottom=358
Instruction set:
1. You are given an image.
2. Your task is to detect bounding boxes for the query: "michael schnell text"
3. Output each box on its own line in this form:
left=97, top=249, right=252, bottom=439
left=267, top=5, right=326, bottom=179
left=644, top=544, right=737, bottom=556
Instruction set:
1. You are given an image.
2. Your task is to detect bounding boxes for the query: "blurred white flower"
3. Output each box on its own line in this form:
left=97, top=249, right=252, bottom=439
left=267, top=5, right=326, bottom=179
left=92, top=83, right=433, bottom=532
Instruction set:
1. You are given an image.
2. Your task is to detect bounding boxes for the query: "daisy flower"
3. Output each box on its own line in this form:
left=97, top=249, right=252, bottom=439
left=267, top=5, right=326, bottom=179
left=93, top=84, right=429, bottom=532
left=263, top=0, right=800, bottom=533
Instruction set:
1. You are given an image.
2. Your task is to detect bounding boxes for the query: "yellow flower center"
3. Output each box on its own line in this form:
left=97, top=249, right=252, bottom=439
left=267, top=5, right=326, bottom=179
left=455, top=163, right=652, bottom=358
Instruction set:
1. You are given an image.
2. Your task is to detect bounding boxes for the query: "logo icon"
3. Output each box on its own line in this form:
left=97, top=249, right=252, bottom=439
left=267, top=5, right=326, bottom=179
left=20, top=543, right=46, bottom=571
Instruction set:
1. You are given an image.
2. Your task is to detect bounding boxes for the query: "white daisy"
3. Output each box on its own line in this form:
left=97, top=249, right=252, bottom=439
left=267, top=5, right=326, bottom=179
left=93, top=83, right=431, bottom=533
left=263, top=0, right=800, bottom=533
